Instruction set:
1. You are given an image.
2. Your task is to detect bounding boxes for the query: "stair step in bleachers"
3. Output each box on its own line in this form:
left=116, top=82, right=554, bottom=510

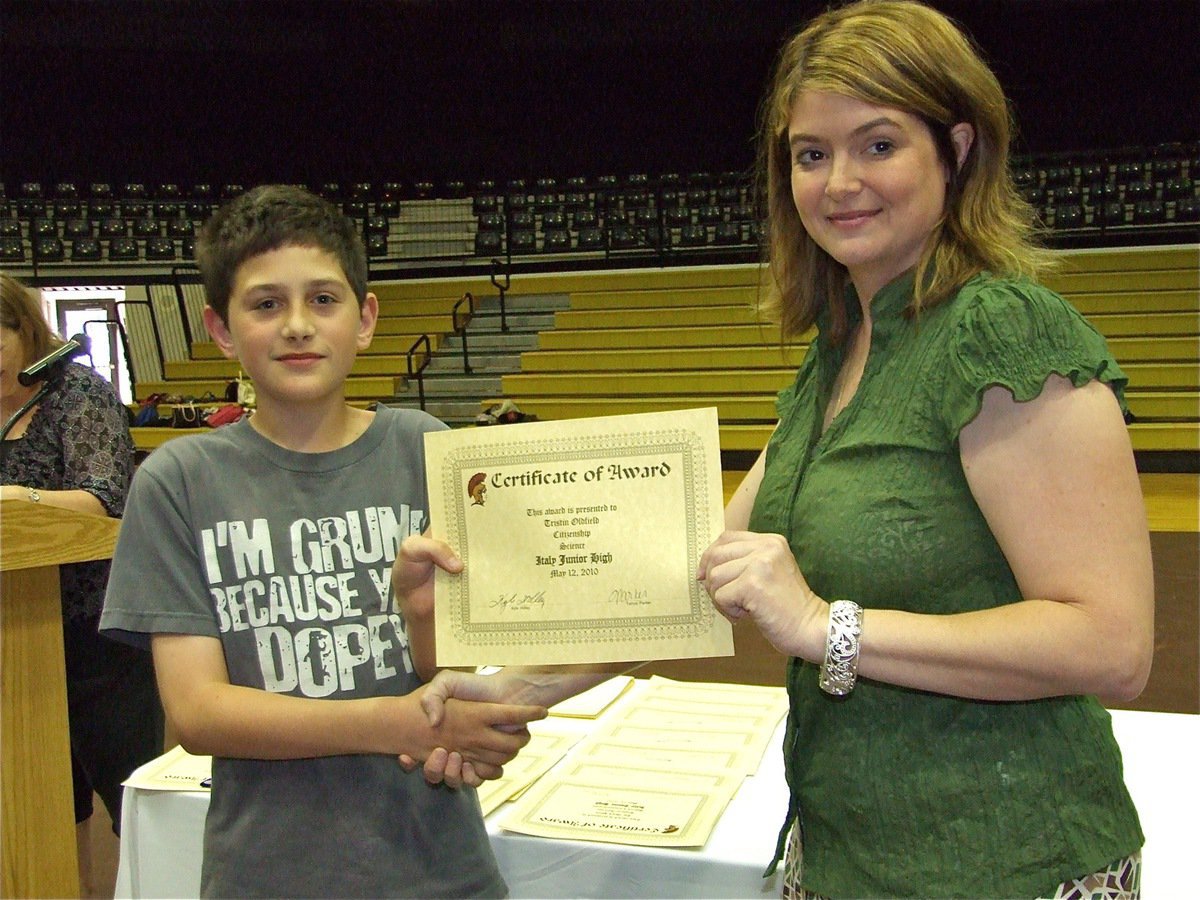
left=412, top=399, right=504, bottom=422
left=190, top=334, right=444, bottom=359
left=490, top=396, right=781, bottom=422
left=1103, top=336, right=1200, bottom=361
left=398, top=373, right=507, bottom=396
left=538, top=323, right=784, bottom=350
left=552, top=305, right=762, bottom=330
left=1052, top=246, right=1195, bottom=275
left=376, top=295, right=479, bottom=316
left=483, top=389, right=1195, bottom=426
left=441, top=332, right=540, bottom=352
left=518, top=346, right=808, bottom=372
left=374, top=314, right=461, bottom=336
left=538, top=314, right=1197, bottom=350
left=1128, top=392, right=1200, bottom=421
left=499, top=365, right=1198, bottom=400
left=710, top=423, right=1200, bottom=455
left=163, top=355, right=419, bottom=381
left=503, top=369, right=794, bottom=396
left=522, top=337, right=1192, bottom=370
left=424, top=353, right=522, bottom=374
left=462, top=310, right=559, bottom=332
left=564, top=285, right=760, bottom=310
left=1065, top=288, right=1197, bottom=313
left=1119, top=363, right=1200, bottom=391
left=135, top=375, right=398, bottom=402
left=1085, top=312, right=1198, bottom=338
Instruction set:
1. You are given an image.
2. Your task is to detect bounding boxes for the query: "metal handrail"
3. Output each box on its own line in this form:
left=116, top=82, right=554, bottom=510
left=405, top=334, right=432, bottom=411
left=654, top=199, right=668, bottom=265
left=452, top=291, right=476, bottom=374
left=490, top=258, right=510, bottom=332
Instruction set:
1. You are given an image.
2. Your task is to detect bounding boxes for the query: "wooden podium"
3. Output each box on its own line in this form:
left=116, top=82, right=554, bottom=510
left=1, top=499, right=121, bottom=899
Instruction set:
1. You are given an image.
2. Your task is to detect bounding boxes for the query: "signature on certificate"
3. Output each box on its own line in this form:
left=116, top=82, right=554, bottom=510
left=491, top=591, right=548, bottom=612
left=608, top=587, right=651, bottom=606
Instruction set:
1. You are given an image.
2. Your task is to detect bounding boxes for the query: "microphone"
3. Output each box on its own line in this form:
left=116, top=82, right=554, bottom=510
left=18, top=333, right=91, bottom=386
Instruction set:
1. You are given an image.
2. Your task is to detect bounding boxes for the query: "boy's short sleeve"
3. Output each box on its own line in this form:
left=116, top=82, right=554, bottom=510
left=100, top=448, right=220, bottom=649
left=941, top=279, right=1128, bottom=439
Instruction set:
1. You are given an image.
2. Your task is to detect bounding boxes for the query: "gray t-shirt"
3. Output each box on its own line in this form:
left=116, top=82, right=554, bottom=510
left=101, top=408, right=506, bottom=898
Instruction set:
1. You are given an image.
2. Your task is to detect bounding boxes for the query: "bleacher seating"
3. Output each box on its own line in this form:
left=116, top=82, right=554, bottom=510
left=129, top=288, right=471, bottom=426
left=4, top=146, right=1194, bottom=470
left=2, top=142, right=1194, bottom=275
left=478, top=247, right=1198, bottom=458
left=120, top=245, right=1197, bottom=474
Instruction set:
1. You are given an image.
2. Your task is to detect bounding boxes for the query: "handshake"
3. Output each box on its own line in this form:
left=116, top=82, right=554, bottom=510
left=401, top=668, right=549, bottom=789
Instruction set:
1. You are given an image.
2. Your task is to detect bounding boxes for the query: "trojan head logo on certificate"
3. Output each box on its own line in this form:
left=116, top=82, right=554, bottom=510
left=424, top=407, right=734, bottom=666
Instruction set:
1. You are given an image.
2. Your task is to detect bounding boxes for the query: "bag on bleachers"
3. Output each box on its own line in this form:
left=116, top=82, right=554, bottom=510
left=133, top=393, right=166, bottom=427
left=205, top=403, right=246, bottom=428
left=224, top=370, right=256, bottom=408
left=169, top=403, right=203, bottom=428
left=476, top=399, right=534, bottom=426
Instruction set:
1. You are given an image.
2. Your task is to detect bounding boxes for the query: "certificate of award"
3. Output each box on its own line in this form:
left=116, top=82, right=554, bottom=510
left=499, top=769, right=742, bottom=848
left=474, top=722, right=585, bottom=816
left=425, top=408, right=733, bottom=666
left=571, top=739, right=748, bottom=775
left=122, top=745, right=212, bottom=792
left=548, top=674, right=634, bottom=719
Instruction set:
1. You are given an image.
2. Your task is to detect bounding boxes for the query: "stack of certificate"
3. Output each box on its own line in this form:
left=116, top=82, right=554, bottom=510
left=494, top=677, right=788, bottom=848
left=122, top=744, right=212, bottom=792
left=474, top=675, right=636, bottom=816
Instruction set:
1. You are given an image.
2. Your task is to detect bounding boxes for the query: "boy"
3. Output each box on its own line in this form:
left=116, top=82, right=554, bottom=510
left=100, top=185, right=547, bottom=898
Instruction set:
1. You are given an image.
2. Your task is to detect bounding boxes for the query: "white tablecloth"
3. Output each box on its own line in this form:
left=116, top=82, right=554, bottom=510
left=115, top=707, right=1195, bottom=898
left=117, top=705, right=788, bottom=899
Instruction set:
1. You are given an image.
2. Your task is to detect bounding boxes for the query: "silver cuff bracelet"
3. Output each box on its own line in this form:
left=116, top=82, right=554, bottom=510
left=818, top=600, right=863, bottom=696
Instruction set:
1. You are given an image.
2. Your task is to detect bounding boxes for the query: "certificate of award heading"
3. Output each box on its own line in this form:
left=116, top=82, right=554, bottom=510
left=425, top=408, right=733, bottom=666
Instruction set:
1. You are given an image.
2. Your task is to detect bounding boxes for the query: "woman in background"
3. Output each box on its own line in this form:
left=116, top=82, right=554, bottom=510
left=1, top=272, right=163, bottom=891
left=697, top=2, right=1152, bottom=897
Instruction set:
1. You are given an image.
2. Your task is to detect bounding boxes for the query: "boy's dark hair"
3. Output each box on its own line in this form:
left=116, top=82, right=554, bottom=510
left=196, top=184, right=369, bottom=323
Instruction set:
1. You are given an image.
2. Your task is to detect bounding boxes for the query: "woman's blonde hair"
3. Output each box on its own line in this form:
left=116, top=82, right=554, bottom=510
left=1, top=272, right=61, bottom=363
left=757, top=0, right=1052, bottom=341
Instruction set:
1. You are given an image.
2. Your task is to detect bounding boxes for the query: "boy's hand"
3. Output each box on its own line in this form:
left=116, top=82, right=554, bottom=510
left=392, top=534, right=462, bottom=622
left=392, top=533, right=463, bottom=682
left=402, top=682, right=546, bottom=789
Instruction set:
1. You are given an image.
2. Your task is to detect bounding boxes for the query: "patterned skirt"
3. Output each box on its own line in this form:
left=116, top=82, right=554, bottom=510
left=781, top=825, right=1141, bottom=899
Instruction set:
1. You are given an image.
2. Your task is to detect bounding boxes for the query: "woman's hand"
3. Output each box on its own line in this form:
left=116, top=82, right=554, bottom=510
left=697, top=530, right=829, bottom=662
left=399, top=670, right=549, bottom=788
left=0, top=483, right=107, bottom=514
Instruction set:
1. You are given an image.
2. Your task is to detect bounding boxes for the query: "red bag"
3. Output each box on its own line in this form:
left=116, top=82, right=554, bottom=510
left=204, top=404, right=246, bottom=428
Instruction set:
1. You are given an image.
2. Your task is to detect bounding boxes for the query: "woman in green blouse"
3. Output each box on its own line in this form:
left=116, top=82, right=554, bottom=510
left=697, top=2, right=1152, bottom=897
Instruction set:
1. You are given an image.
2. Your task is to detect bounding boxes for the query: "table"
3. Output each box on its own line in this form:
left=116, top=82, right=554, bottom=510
left=116, top=704, right=787, bottom=899
left=115, top=706, right=1195, bottom=899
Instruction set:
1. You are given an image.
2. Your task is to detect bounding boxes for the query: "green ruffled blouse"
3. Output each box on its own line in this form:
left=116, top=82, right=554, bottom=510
left=751, top=271, right=1143, bottom=899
